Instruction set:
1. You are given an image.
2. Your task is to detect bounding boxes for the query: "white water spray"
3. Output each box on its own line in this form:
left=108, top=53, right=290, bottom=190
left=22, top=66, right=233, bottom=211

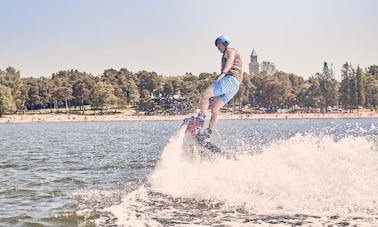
left=106, top=126, right=378, bottom=226
left=148, top=130, right=378, bottom=216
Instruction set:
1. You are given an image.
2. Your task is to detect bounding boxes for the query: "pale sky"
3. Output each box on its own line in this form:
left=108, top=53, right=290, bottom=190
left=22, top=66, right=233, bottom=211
left=1, top=0, right=377, bottom=80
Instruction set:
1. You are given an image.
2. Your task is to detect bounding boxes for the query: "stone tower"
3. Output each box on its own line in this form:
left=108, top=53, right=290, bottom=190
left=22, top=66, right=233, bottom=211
left=249, top=48, right=259, bottom=75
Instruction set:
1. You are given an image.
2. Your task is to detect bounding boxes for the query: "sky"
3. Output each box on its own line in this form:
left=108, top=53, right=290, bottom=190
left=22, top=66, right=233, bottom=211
left=0, top=0, right=377, bottom=80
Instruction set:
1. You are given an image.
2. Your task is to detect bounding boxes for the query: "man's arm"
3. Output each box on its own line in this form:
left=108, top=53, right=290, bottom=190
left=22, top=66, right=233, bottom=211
left=217, top=49, right=235, bottom=81
left=222, top=48, right=236, bottom=74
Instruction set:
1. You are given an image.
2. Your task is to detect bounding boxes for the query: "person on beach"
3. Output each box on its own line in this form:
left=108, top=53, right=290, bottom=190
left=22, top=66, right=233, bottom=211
left=195, top=35, right=243, bottom=139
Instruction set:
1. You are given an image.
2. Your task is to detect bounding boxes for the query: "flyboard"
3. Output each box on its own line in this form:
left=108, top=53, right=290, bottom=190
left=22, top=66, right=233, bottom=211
left=182, top=116, right=221, bottom=155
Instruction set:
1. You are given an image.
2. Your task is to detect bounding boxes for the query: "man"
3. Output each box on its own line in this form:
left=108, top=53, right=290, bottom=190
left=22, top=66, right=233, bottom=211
left=195, top=35, right=243, bottom=139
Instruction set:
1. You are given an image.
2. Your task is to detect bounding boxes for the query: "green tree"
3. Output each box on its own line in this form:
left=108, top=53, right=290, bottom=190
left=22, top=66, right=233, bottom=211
left=288, top=73, right=305, bottom=108
left=163, top=80, right=175, bottom=98
left=365, top=65, right=378, bottom=108
left=339, top=64, right=365, bottom=112
left=252, top=72, right=294, bottom=111
left=367, top=65, right=378, bottom=76
left=355, top=65, right=366, bottom=110
left=180, top=73, right=200, bottom=109
left=72, top=78, right=93, bottom=113
left=162, top=76, right=183, bottom=98
left=364, top=70, right=378, bottom=108
left=0, top=66, right=26, bottom=110
left=24, top=78, right=43, bottom=110
left=340, top=63, right=353, bottom=110
left=197, top=72, right=216, bottom=93
left=298, top=76, right=322, bottom=110
left=138, top=89, right=155, bottom=113
left=121, top=69, right=140, bottom=106
left=234, top=73, right=256, bottom=106
left=0, top=84, right=17, bottom=116
left=136, top=71, right=163, bottom=95
left=317, top=62, right=339, bottom=112
left=260, top=61, right=277, bottom=75
left=38, top=77, right=55, bottom=112
left=124, top=79, right=139, bottom=106
left=101, top=68, right=127, bottom=109
left=52, top=75, right=73, bottom=113
left=92, top=80, right=117, bottom=114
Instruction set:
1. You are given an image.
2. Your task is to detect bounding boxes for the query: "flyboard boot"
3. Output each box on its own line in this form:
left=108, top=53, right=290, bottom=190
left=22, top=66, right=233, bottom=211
left=182, top=112, right=205, bottom=137
left=182, top=113, right=221, bottom=153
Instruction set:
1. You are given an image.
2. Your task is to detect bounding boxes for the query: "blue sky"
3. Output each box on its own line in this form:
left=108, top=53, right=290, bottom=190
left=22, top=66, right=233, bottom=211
left=1, top=0, right=377, bottom=79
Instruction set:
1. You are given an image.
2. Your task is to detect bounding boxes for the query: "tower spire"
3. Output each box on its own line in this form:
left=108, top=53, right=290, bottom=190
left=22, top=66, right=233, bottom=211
left=249, top=48, right=259, bottom=75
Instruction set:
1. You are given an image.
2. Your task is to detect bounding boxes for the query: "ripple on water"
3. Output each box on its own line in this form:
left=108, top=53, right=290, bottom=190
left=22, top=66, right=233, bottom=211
left=1, top=119, right=377, bottom=226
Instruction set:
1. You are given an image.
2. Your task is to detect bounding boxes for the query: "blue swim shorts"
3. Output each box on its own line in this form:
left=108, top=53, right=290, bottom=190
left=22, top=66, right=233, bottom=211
left=212, top=75, right=240, bottom=104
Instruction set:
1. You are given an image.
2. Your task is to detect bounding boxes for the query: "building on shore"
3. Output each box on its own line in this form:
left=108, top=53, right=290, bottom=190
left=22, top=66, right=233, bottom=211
left=249, top=48, right=259, bottom=75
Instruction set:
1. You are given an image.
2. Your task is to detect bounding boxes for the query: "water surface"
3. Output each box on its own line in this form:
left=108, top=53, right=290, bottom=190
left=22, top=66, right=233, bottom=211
left=1, top=118, right=377, bottom=226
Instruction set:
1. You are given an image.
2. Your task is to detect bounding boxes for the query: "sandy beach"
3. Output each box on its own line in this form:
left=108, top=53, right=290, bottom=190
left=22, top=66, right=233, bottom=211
left=1, top=111, right=377, bottom=124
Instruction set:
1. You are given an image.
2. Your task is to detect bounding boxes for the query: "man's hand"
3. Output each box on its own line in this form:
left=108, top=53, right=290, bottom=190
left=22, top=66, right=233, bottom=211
left=216, top=73, right=225, bottom=81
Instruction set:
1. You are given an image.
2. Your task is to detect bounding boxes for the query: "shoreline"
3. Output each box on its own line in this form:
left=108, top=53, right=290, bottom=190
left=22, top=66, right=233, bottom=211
left=1, top=112, right=377, bottom=124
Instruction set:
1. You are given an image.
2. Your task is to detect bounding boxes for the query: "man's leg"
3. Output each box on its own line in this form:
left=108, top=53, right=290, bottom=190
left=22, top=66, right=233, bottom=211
left=209, top=96, right=225, bottom=129
left=199, top=85, right=215, bottom=115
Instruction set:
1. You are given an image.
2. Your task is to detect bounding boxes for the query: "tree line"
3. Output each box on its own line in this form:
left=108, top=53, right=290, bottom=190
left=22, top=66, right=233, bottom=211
left=0, top=63, right=377, bottom=117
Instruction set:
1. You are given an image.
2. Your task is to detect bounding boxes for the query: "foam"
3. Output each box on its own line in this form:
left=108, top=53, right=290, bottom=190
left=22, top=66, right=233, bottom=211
left=107, top=127, right=378, bottom=225
left=148, top=131, right=378, bottom=216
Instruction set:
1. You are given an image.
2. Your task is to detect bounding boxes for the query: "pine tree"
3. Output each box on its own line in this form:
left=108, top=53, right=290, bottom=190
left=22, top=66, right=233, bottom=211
left=318, top=62, right=339, bottom=112
left=355, top=65, right=365, bottom=111
left=340, top=63, right=352, bottom=111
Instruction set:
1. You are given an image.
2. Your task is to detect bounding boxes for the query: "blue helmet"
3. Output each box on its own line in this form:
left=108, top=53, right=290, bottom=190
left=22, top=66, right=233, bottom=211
left=215, top=35, right=230, bottom=47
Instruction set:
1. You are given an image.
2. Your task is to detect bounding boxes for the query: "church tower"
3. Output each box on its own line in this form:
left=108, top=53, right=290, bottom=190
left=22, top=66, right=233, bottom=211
left=249, top=48, right=259, bottom=75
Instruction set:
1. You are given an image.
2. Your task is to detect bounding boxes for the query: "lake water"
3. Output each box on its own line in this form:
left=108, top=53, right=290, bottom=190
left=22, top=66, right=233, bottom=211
left=0, top=118, right=377, bottom=226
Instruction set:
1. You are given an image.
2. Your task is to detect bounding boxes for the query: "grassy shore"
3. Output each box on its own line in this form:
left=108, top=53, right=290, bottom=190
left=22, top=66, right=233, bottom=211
left=1, top=111, right=377, bottom=124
